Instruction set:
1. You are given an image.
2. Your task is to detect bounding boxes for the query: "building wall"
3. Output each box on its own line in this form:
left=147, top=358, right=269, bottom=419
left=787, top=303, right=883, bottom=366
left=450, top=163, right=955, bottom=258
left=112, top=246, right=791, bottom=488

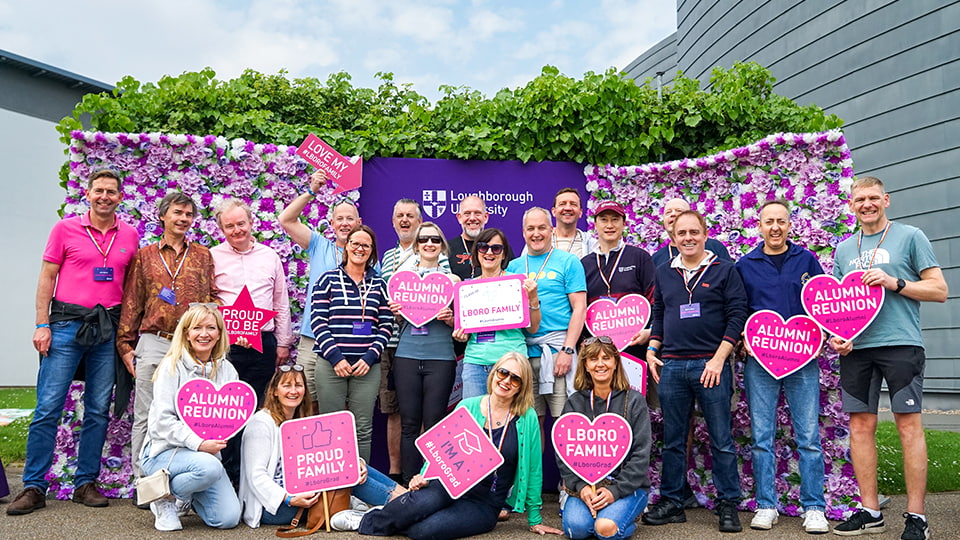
left=624, top=0, right=960, bottom=399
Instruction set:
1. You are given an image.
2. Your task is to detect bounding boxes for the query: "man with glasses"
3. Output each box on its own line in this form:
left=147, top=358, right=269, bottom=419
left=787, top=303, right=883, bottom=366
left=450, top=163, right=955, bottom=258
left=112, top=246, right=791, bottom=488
left=448, top=195, right=513, bottom=280
left=116, top=192, right=221, bottom=505
left=9, top=168, right=138, bottom=516
left=651, top=198, right=730, bottom=268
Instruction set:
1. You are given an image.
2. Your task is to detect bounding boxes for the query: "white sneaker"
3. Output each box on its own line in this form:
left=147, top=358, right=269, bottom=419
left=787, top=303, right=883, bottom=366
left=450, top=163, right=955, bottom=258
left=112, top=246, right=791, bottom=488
left=151, top=498, right=183, bottom=531
left=350, top=495, right=371, bottom=512
left=558, top=490, right=569, bottom=513
left=331, top=509, right=366, bottom=531
left=750, top=508, right=779, bottom=530
left=175, top=498, right=191, bottom=517
left=803, top=509, right=830, bottom=534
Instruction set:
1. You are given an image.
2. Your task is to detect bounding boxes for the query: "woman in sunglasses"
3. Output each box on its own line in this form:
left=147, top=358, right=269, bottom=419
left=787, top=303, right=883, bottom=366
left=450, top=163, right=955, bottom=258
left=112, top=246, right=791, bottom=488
left=311, top=225, right=393, bottom=463
left=555, top=336, right=651, bottom=540
left=453, top=228, right=541, bottom=399
left=388, top=222, right=461, bottom=483
left=336, top=352, right=562, bottom=538
left=141, top=304, right=241, bottom=531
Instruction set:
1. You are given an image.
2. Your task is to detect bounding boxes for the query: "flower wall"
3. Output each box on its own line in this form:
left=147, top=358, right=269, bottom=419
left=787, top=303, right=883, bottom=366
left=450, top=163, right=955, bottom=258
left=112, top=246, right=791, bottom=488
left=586, top=131, right=859, bottom=518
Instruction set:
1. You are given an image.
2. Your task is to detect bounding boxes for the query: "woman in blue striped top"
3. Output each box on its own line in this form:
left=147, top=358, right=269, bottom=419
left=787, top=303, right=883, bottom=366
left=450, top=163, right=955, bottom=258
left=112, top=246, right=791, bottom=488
left=310, top=225, right=393, bottom=462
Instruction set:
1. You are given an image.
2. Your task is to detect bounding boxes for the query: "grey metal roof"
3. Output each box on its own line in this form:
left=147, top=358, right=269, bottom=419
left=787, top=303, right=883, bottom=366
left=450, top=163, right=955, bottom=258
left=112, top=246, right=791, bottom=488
left=0, top=48, right=113, bottom=94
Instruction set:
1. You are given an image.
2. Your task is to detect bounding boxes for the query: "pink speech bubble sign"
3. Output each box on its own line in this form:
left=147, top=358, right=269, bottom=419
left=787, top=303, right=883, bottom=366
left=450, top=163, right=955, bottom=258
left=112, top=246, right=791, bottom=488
left=620, top=352, right=647, bottom=396
left=744, top=310, right=823, bottom=380
left=387, top=270, right=455, bottom=327
left=279, top=411, right=361, bottom=495
left=453, top=274, right=530, bottom=333
left=219, top=285, right=278, bottom=353
left=295, top=133, right=362, bottom=194
left=415, top=407, right=504, bottom=499
left=584, top=294, right=651, bottom=351
left=801, top=271, right=884, bottom=341
left=552, top=412, right=633, bottom=486
left=175, top=379, right=256, bottom=440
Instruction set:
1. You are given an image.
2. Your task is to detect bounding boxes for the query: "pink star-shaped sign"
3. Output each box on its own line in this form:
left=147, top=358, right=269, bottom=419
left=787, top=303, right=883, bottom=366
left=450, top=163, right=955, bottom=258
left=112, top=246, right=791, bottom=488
left=219, top=285, right=278, bottom=353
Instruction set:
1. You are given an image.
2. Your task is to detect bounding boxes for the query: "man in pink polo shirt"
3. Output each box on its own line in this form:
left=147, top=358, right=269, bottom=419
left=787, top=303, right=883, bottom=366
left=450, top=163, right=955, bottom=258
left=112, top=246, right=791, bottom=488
left=8, top=168, right=139, bottom=516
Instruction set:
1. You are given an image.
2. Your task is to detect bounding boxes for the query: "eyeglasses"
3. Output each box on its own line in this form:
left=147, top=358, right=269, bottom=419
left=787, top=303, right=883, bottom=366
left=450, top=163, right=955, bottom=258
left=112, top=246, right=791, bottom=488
left=348, top=241, right=372, bottom=251
left=417, top=235, right=442, bottom=244
left=582, top=336, right=614, bottom=345
left=278, top=364, right=304, bottom=372
left=189, top=303, right=220, bottom=310
left=476, top=242, right=505, bottom=255
left=494, top=367, right=523, bottom=388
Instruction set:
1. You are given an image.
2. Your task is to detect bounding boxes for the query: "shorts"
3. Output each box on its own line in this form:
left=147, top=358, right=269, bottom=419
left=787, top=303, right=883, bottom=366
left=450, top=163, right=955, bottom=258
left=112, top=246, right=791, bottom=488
left=378, top=347, right=399, bottom=414
left=840, top=345, right=925, bottom=414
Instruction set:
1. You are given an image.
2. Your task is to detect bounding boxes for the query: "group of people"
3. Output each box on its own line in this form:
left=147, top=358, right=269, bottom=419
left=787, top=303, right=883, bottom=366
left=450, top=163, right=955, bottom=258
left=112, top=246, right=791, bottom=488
left=8, top=167, right=946, bottom=540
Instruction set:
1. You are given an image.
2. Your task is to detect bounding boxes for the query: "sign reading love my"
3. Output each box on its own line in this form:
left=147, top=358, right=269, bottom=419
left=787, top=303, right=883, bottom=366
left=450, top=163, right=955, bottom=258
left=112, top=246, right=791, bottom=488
left=280, top=411, right=361, bottom=495
left=220, top=285, right=278, bottom=353
left=454, top=274, right=529, bottom=333
left=620, top=352, right=647, bottom=396
left=416, top=407, right=504, bottom=499
left=744, top=310, right=823, bottom=380
left=584, top=294, right=651, bottom=351
left=296, top=133, right=362, bottom=194
left=388, top=270, right=455, bottom=327
left=801, top=271, right=884, bottom=341
left=176, top=379, right=256, bottom=440
left=552, top=413, right=633, bottom=486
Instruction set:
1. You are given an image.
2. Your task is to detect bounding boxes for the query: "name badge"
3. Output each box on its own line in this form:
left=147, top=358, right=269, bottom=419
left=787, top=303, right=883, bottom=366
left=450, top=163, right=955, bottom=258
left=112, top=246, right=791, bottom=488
left=158, top=286, right=176, bottom=305
left=411, top=325, right=429, bottom=336
left=476, top=331, right=496, bottom=343
left=93, top=267, right=114, bottom=282
left=352, top=321, right=373, bottom=335
left=679, top=303, right=701, bottom=319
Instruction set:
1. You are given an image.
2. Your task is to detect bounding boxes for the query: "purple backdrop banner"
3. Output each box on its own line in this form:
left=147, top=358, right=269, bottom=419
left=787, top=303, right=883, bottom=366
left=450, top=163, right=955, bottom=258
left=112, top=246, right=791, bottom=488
left=358, top=157, right=589, bottom=252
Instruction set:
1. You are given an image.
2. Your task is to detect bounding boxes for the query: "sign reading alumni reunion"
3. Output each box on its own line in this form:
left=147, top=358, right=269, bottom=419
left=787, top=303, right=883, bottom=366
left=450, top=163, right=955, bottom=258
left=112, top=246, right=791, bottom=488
left=801, top=270, right=884, bottom=341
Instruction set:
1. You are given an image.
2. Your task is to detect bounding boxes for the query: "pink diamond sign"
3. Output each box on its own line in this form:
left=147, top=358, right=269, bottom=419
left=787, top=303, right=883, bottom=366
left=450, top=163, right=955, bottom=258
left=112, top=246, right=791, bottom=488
left=280, top=411, right=362, bottom=495
left=176, top=379, right=256, bottom=440
left=388, top=270, right=455, bottom=327
left=744, top=310, right=823, bottom=380
left=552, top=412, right=633, bottom=486
left=584, top=294, right=651, bottom=351
left=415, top=407, right=504, bottom=499
left=801, top=271, right=884, bottom=341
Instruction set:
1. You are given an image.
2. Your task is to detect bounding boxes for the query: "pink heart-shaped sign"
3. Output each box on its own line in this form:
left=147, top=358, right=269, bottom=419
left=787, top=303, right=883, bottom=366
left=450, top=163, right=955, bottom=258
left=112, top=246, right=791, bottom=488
left=552, top=412, right=633, bottom=486
left=387, top=270, right=455, bottom=327
left=176, top=379, right=257, bottom=440
left=744, top=310, right=823, bottom=380
left=801, top=271, right=884, bottom=341
left=584, top=294, right=651, bottom=351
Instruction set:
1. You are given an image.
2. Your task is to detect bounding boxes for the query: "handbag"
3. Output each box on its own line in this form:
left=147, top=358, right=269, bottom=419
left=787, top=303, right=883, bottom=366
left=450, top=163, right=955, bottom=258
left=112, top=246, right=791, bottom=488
left=276, top=488, right=351, bottom=538
left=134, top=448, right=178, bottom=506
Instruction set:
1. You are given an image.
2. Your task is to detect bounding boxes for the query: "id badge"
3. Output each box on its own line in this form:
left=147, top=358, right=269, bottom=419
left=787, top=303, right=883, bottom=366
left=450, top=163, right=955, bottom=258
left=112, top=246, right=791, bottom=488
left=158, top=286, right=176, bottom=305
left=679, top=302, right=701, bottom=319
left=411, top=325, right=429, bottom=336
left=352, top=321, right=373, bottom=335
left=93, top=267, right=114, bottom=281
left=476, top=331, right=496, bottom=343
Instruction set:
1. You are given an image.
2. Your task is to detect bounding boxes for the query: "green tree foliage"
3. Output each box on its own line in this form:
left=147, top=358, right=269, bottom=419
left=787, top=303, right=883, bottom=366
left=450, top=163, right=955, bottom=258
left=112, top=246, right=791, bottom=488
left=58, top=61, right=842, bottom=166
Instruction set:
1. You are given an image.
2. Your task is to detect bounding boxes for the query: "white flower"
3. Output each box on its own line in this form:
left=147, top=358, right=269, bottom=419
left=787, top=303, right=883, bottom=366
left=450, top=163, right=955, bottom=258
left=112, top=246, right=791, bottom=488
left=148, top=133, right=162, bottom=143
left=826, top=130, right=842, bottom=142
left=803, top=133, right=816, bottom=144
left=169, top=134, right=188, bottom=145
left=215, top=136, right=229, bottom=148
left=723, top=150, right=735, bottom=161
left=254, top=144, right=264, bottom=154
left=231, top=138, right=246, bottom=150
left=839, top=159, right=853, bottom=169
left=586, top=180, right=598, bottom=191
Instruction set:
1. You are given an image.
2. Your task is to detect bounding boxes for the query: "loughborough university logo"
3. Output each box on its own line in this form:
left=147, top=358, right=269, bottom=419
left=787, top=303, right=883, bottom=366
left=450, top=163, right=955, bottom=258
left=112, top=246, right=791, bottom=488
left=422, top=190, right=447, bottom=219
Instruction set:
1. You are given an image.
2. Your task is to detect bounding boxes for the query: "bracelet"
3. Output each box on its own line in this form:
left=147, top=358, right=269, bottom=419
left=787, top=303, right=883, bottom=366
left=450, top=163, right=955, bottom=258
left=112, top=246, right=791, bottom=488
left=647, top=345, right=659, bottom=354
left=306, top=186, right=316, bottom=196
left=285, top=494, right=293, bottom=506
left=529, top=303, right=541, bottom=310
left=36, top=323, right=50, bottom=329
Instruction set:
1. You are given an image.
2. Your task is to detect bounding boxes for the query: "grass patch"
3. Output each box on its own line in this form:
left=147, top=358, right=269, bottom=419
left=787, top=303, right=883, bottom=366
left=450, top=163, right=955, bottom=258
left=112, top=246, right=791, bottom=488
left=876, top=420, right=960, bottom=494
left=0, top=387, right=37, bottom=465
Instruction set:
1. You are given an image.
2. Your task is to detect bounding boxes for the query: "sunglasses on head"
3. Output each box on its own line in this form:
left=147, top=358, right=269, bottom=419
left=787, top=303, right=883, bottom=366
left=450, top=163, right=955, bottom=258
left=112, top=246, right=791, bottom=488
left=477, top=242, right=505, bottom=255
left=417, top=235, right=442, bottom=244
left=278, top=364, right=304, bottom=373
left=495, top=367, right=523, bottom=387
left=582, top=336, right=614, bottom=345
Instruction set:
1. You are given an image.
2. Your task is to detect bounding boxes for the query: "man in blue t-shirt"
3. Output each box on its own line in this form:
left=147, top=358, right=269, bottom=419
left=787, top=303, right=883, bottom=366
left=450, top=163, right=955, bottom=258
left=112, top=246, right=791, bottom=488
left=506, top=207, right=586, bottom=419
left=829, top=177, right=947, bottom=540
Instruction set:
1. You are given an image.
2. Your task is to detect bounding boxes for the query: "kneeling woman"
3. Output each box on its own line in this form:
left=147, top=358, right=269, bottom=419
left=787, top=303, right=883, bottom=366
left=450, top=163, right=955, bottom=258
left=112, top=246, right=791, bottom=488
left=352, top=352, right=562, bottom=539
left=557, top=337, right=651, bottom=540
left=141, top=304, right=241, bottom=531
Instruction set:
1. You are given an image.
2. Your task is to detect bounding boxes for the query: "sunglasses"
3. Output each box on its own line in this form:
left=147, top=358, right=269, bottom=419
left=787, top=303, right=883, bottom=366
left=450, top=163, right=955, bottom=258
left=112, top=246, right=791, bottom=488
left=189, top=302, right=219, bottom=310
left=583, top=336, right=614, bottom=345
left=477, top=242, right=505, bottom=255
left=417, top=235, right=442, bottom=244
left=278, top=364, right=304, bottom=372
left=494, top=367, right=523, bottom=388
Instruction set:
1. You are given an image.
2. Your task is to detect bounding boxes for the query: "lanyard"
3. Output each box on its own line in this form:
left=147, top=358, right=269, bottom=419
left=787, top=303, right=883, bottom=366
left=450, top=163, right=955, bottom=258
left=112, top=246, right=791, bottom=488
left=552, top=231, right=578, bottom=253
left=525, top=249, right=554, bottom=281
left=338, top=268, right=372, bottom=316
left=856, top=221, right=891, bottom=270
left=595, top=247, right=626, bottom=297
left=676, top=255, right=715, bottom=304
left=393, top=244, right=415, bottom=272
left=159, top=241, right=190, bottom=285
left=486, top=398, right=513, bottom=453
left=84, top=225, right=118, bottom=266
left=589, top=389, right=612, bottom=419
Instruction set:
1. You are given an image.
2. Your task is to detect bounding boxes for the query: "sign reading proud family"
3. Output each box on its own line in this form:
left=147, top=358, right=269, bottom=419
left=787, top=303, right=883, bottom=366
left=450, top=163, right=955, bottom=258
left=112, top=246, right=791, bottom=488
left=801, top=270, right=884, bottom=341
left=176, top=379, right=257, bottom=440
left=296, top=133, right=362, bottom=194
left=219, top=285, right=277, bottom=353
left=453, top=274, right=529, bottom=333
left=744, top=311, right=823, bottom=380
left=387, top=270, right=456, bottom=327
left=280, top=411, right=362, bottom=495
left=415, top=407, right=504, bottom=499
left=552, top=413, right=633, bottom=486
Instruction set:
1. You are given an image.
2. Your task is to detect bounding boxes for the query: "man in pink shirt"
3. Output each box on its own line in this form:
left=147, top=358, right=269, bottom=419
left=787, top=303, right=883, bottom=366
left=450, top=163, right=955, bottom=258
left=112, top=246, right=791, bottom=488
left=9, top=168, right=139, bottom=516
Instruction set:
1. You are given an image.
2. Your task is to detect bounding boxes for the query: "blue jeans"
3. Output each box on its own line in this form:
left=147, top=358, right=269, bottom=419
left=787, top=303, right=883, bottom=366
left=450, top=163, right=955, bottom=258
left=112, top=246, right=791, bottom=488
left=23, top=320, right=116, bottom=491
left=261, top=502, right=301, bottom=525
left=744, top=357, right=826, bottom=511
left=659, top=357, right=740, bottom=503
left=563, top=488, right=648, bottom=540
left=460, top=363, right=493, bottom=400
left=358, top=480, right=499, bottom=540
left=354, top=465, right=400, bottom=506
left=141, top=446, right=240, bottom=529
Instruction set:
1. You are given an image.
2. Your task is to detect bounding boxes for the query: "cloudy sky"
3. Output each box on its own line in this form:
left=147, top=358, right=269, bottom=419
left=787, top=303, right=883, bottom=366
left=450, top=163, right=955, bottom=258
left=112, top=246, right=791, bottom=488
left=0, top=0, right=676, bottom=101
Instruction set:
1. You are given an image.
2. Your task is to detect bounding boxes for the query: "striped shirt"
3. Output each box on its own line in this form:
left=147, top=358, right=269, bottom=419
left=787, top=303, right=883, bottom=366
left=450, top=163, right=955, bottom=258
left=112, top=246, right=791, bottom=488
left=310, top=266, right=393, bottom=366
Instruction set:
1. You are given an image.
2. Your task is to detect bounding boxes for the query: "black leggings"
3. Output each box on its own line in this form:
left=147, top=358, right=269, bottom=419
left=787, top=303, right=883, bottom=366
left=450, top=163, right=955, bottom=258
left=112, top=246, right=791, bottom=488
left=393, top=357, right=457, bottom=482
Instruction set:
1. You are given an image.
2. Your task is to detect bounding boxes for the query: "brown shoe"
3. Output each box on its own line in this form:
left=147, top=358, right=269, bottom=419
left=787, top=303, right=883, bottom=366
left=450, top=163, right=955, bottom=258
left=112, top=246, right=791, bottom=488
left=72, top=482, right=109, bottom=507
left=7, top=487, right=46, bottom=515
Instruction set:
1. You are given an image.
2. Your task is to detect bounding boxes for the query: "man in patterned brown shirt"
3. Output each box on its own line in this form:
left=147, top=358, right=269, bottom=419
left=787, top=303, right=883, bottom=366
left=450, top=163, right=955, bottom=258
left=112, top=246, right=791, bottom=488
left=116, top=192, right=220, bottom=500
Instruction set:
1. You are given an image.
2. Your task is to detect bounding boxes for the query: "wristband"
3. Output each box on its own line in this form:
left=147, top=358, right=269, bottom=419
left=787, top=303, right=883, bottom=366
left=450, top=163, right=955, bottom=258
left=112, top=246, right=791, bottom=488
left=306, top=187, right=316, bottom=196
left=36, top=323, right=50, bottom=329
left=529, top=303, right=541, bottom=310
left=647, top=345, right=659, bottom=354
left=285, top=495, right=293, bottom=506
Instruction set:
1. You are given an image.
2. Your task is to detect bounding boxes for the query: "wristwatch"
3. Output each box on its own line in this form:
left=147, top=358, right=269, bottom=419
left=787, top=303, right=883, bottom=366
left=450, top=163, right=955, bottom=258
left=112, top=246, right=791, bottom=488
left=895, top=278, right=906, bottom=294
left=560, top=346, right=575, bottom=355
